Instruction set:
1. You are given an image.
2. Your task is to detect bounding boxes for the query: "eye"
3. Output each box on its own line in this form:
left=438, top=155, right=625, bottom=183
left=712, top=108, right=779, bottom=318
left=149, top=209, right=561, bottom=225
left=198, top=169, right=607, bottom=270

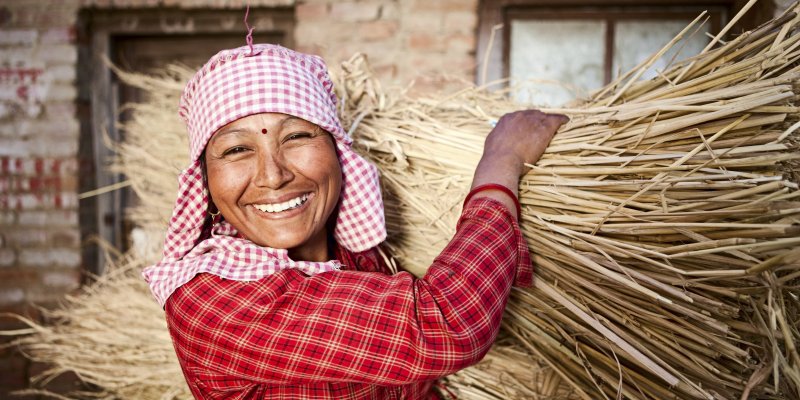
left=221, top=146, right=249, bottom=157
left=284, top=132, right=312, bottom=142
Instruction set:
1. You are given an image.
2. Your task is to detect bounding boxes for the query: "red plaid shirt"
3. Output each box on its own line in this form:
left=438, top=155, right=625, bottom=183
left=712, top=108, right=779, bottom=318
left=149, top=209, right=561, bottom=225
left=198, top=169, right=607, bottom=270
left=165, top=198, right=532, bottom=399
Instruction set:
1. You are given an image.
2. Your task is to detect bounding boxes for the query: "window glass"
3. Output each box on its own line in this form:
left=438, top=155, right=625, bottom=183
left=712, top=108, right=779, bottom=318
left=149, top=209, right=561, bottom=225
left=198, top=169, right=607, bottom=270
left=614, top=20, right=710, bottom=80
left=510, top=19, right=605, bottom=106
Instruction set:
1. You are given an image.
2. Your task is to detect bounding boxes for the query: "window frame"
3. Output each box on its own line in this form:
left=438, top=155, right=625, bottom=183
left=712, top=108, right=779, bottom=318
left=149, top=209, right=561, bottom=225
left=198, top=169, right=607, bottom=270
left=476, top=0, right=776, bottom=86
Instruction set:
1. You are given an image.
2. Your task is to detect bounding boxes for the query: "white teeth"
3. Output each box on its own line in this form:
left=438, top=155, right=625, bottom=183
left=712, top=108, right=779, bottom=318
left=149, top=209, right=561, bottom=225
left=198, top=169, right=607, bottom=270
left=253, top=194, right=309, bottom=213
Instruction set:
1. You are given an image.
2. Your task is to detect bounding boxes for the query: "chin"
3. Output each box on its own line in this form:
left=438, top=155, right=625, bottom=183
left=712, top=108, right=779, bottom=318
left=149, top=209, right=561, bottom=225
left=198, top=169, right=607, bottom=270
left=250, top=235, right=306, bottom=250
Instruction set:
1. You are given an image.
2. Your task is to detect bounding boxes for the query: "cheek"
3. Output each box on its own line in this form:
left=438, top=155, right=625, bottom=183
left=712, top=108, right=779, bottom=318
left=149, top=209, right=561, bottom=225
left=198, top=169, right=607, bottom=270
left=206, top=162, right=249, bottom=206
left=292, top=143, right=342, bottom=203
left=324, top=151, right=344, bottom=214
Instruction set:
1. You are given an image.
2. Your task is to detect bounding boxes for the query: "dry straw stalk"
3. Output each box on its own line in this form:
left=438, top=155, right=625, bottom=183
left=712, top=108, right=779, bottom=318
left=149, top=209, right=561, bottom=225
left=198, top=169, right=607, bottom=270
left=5, top=2, right=800, bottom=400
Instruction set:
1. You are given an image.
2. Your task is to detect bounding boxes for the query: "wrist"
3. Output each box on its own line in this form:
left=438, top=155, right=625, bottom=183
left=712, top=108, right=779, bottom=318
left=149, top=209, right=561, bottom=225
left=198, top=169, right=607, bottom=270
left=464, top=183, right=521, bottom=218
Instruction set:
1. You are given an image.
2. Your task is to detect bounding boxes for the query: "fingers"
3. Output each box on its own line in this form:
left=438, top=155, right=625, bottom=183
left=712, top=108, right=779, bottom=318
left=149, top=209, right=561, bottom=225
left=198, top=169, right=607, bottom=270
left=547, top=113, right=570, bottom=128
left=479, top=109, right=569, bottom=173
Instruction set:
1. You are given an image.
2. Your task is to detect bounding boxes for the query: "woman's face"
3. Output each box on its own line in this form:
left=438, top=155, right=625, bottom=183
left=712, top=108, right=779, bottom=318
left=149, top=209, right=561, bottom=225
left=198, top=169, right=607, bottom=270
left=204, top=112, right=342, bottom=262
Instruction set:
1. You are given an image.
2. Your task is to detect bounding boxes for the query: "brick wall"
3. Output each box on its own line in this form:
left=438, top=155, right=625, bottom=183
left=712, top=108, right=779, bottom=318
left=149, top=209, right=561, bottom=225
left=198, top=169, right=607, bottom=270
left=295, top=0, right=478, bottom=93
left=0, top=1, right=82, bottom=312
left=0, top=0, right=793, bottom=397
left=0, top=0, right=479, bottom=318
left=0, top=0, right=478, bottom=396
left=0, top=1, right=83, bottom=395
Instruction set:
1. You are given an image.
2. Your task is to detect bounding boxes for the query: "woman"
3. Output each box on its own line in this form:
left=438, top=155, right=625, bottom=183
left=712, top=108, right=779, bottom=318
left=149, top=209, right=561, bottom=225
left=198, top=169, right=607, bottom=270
left=143, top=43, right=567, bottom=399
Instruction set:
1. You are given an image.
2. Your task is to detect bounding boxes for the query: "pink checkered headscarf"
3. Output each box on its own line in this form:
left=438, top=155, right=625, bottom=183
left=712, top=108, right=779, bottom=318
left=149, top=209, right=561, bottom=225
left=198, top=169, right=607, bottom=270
left=142, top=44, right=386, bottom=307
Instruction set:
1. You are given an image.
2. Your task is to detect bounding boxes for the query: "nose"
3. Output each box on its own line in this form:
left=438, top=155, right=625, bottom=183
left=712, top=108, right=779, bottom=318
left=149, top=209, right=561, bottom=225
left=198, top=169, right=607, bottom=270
left=253, top=149, right=294, bottom=189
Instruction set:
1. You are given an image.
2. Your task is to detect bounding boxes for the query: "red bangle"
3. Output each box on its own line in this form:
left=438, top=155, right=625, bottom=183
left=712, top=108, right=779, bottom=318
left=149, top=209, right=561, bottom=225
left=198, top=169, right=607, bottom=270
left=463, top=183, right=521, bottom=217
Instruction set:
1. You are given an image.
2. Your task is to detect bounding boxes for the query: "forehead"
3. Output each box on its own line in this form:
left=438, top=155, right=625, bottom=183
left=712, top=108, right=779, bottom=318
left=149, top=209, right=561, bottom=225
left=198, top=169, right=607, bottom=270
left=209, top=114, right=325, bottom=143
left=220, top=113, right=318, bottom=131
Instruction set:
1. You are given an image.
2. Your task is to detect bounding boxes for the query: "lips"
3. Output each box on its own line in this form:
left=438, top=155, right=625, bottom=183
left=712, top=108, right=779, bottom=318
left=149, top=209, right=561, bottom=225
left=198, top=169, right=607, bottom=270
left=251, top=193, right=310, bottom=213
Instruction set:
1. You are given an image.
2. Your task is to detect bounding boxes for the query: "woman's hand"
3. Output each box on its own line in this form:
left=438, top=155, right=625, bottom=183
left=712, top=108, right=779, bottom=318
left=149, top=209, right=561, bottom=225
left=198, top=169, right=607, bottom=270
left=468, top=110, right=569, bottom=218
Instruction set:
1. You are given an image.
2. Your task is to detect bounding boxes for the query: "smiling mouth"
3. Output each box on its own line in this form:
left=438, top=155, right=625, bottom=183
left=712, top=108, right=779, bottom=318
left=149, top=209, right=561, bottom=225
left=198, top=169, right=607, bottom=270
left=252, top=194, right=310, bottom=214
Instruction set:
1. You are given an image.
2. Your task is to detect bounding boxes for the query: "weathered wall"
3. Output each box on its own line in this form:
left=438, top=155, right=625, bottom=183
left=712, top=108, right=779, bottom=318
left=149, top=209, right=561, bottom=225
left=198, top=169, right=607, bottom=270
left=1, top=1, right=82, bottom=393
left=0, top=0, right=478, bottom=317
left=0, top=1, right=82, bottom=313
left=0, top=0, right=477, bottom=393
left=0, top=0, right=793, bottom=395
left=295, top=0, right=478, bottom=92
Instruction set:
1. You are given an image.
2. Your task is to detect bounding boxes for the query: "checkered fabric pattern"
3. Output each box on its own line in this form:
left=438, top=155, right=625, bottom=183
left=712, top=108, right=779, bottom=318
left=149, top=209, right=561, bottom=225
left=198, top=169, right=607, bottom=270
left=142, top=44, right=386, bottom=306
left=166, top=198, right=532, bottom=399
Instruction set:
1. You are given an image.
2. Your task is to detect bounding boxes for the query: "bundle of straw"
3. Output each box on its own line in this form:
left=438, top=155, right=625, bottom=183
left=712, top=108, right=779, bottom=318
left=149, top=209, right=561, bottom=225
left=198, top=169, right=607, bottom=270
left=2, top=253, right=191, bottom=399
left=335, top=4, right=800, bottom=399
left=6, top=2, right=800, bottom=399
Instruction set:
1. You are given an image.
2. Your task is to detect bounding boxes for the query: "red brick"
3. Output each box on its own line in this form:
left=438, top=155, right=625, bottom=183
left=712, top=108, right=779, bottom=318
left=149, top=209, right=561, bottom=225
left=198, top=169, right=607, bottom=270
left=26, top=270, right=81, bottom=303
left=445, top=33, right=476, bottom=54
left=17, top=210, right=77, bottom=227
left=40, top=27, right=76, bottom=44
left=27, top=176, right=62, bottom=192
left=3, top=192, right=77, bottom=210
left=411, top=0, right=477, bottom=12
left=56, top=192, right=78, bottom=209
left=0, top=248, right=15, bottom=267
left=295, top=23, right=344, bottom=45
left=42, top=83, right=78, bottom=102
left=408, top=33, right=444, bottom=52
left=294, top=44, right=325, bottom=57
left=19, top=247, right=80, bottom=268
left=381, top=2, right=400, bottom=19
left=0, top=212, right=14, bottom=225
left=358, top=20, right=398, bottom=41
left=17, top=158, right=40, bottom=175
left=40, top=269, right=81, bottom=289
left=45, top=64, right=76, bottom=83
left=60, top=175, right=77, bottom=191
left=0, top=29, right=37, bottom=46
left=31, top=137, right=79, bottom=157
left=11, top=158, right=78, bottom=176
left=44, top=102, right=76, bottom=119
left=403, top=12, right=443, bottom=33
left=14, top=193, right=42, bottom=210
left=57, top=158, right=78, bottom=175
left=4, top=229, right=48, bottom=247
left=36, top=45, right=77, bottom=64
left=0, top=139, right=30, bottom=158
left=372, top=63, right=398, bottom=81
left=49, top=228, right=80, bottom=247
left=296, top=3, right=328, bottom=19
left=0, top=287, right=24, bottom=306
left=330, top=2, right=380, bottom=22
left=443, top=11, right=478, bottom=33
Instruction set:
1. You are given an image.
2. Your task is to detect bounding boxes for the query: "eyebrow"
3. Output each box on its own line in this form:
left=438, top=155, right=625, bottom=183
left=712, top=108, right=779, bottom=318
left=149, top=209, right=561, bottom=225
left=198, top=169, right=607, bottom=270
left=212, top=115, right=317, bottom=142
left=280, top=116, right=314, bottom=129
left=209, top=128, right=249, bottom=145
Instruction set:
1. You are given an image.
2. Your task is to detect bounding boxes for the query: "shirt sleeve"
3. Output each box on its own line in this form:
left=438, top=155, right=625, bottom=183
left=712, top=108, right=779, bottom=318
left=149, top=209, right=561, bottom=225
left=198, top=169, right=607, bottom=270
left=165, top=197, right=532, bottom=390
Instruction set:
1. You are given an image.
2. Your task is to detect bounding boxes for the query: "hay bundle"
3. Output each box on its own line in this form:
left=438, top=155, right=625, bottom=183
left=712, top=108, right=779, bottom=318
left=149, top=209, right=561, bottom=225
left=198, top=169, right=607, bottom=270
left=2, top=254, right=190, bottom=399
left=337, top=5, right=800, bottom=399
left=6, top=3, right=800, bottom=399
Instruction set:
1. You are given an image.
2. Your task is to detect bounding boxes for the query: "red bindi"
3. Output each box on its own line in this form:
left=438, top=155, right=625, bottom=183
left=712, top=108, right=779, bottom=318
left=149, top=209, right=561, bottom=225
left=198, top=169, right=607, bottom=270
left=261, top=128, right=267, bottom=134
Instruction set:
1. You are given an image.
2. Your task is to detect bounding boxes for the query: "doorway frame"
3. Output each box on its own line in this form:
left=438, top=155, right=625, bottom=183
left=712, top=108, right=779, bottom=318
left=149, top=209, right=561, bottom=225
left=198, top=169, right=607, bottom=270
left=76, top=7, right=295, bottom=275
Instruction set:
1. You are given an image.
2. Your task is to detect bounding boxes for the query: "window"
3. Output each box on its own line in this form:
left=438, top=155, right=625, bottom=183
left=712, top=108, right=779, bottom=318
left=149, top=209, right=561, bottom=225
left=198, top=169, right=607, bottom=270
left=477, top=0, right=775, bottom=106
